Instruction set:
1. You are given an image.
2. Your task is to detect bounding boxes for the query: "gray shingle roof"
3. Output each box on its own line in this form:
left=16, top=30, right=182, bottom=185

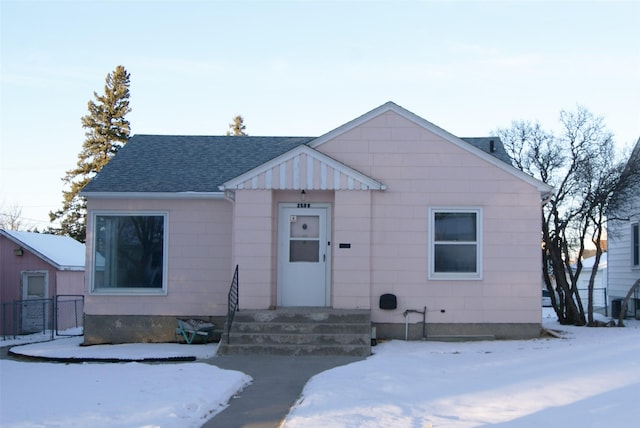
left=461, top=137, right=512, bottom=164
left=82, top=135, right=314, bottom=193
left=82, top=134, right=511, bottom=194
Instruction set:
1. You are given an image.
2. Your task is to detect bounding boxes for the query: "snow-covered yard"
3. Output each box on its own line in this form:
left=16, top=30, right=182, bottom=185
left=0, top=338, right=249, bottom=428
left=1, top=311, right=639, bottom=427
left=283, top=320, right=640, bottom=427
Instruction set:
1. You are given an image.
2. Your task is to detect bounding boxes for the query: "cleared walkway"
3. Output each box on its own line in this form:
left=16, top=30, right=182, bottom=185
left=202, top=354, right=365, bottom=428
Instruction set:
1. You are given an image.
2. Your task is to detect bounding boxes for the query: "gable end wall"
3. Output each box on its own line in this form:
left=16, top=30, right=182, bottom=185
left=317, top=111, right=543, bottom=334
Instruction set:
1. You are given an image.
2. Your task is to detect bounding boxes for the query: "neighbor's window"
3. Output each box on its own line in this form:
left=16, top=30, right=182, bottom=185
left=633, top=223, right=639, bottom=268
left=429, top=208, right=482, bottom=280
left=92, top=213, right=167, bottom=293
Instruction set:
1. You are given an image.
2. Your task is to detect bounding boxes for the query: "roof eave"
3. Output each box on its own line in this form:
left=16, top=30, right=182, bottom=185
left=0, top=231, right=80, bottom=271
left=82, top=191, right=226, bottom=199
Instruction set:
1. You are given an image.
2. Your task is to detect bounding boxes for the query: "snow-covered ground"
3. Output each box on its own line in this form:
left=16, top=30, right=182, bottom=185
left=2, top=310, right=639, bottom=428
left=0, top=338, right=250, bottom=428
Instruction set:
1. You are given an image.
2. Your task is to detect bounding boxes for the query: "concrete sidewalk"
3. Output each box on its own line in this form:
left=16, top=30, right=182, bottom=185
left=202, top=354, right=365, bottom=428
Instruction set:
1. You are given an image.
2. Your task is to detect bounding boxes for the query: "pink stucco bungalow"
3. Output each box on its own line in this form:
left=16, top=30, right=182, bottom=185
left=81, top=102, right=552, bottom=346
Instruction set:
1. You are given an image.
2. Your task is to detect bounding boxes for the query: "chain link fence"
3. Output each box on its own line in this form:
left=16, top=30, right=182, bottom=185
left=576, top=287, right=608, bottom=314
left=55, top=295, right=84, bottom=336
left=1, top=295, right=84, bottom=340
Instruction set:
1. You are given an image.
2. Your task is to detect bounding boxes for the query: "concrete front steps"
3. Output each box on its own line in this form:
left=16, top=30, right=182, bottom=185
left=217, top=308, right=371, bottom=356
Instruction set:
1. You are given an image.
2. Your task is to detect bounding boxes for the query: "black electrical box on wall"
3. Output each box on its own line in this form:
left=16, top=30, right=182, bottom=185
left=379, top=293, right=397, bottom=310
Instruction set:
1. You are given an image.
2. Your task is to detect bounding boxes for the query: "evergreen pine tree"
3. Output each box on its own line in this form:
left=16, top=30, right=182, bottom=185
left=50, top=66, right=131, bottom=242
left=226, top=115, right=247, bottom=136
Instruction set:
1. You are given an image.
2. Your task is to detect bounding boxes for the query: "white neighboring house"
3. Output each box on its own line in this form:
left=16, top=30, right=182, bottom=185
left=574, top=253, right=608, bottom=313
left=607, top=138, right=640, bottom=319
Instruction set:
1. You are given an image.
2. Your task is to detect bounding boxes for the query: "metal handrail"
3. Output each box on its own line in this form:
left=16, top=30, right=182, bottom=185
left=226, top=265, right=239, bottom=344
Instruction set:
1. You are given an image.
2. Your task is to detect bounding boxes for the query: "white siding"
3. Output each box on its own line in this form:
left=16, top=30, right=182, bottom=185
left=607, top=190, right=640, bottom=301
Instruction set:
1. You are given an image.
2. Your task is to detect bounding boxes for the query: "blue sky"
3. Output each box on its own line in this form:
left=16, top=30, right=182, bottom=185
left=1, top=0, right=638, bottom=230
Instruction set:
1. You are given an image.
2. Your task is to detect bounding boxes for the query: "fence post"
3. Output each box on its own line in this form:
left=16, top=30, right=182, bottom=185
left=13, top=300, right=18, bottom=339
left=55, top=295, right=84, bottom=337
left=49, top=298, right=54, bottom=340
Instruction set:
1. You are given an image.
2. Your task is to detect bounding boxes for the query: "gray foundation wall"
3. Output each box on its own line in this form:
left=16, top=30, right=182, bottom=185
left=83, top=314, right=225, bottom=345
left=374, top=322, right=541, bottom=341
left=84, top=314, right=540, bottom=344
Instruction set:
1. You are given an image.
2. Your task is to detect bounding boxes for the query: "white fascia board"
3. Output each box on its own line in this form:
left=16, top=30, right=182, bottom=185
left=81, top=191, right=226, bottom=199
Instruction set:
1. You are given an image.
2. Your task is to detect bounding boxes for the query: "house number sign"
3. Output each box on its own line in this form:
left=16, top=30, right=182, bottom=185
left=297, top=203, right=311, bottom=208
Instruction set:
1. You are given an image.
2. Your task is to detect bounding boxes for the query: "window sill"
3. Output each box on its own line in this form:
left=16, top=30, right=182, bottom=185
left=429, top=273, right=483, bottom=281
left=90, top=288, right=167, bottom=296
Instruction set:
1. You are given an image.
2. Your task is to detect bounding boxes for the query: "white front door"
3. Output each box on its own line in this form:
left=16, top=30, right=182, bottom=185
left=278, top=204, right=330, bottom=307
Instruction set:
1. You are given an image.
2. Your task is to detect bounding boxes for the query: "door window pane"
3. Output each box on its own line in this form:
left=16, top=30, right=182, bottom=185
left=290, top=216, right=319, bottom=238
left=26, top=275, right=46, bottom=298
left=290, top=240, right=319, bottom=262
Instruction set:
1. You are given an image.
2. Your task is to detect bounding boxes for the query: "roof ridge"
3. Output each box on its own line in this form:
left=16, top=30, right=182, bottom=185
left=131, top=134, right=316, bottom=139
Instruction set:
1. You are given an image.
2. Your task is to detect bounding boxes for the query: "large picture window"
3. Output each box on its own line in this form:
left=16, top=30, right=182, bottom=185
left=429, top=208, right=482, bottom=280
left=92, top=213, right=167, bottom=293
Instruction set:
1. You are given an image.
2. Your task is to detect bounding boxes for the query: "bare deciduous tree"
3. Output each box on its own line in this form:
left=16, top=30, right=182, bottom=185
left=0, top=203, right=31, bottom=231
left=498, top=107, right=640, bottom=326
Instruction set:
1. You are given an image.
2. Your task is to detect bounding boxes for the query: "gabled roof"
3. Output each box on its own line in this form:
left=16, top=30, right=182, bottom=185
left=82, top=135, right=313, bottom=194
left=0, top=230, right=85, bottom=271
left=310, top=102, right=551, bottom=194
left=82, top=102, right=551, bottom=196
left=221, top=145, right=386, bottom=191
left=623, top=137, right=640, bottom=175
left=572, top=253, right=608, bottom=271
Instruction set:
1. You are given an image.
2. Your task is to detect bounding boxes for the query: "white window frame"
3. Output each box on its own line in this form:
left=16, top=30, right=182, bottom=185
left=90, top=211, right=169, bottom=295
left=21, top=271, right=49, bottom=300
left=632, top=222, right=640, bottom=269
left=429, top=207, right=483, bottom=280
